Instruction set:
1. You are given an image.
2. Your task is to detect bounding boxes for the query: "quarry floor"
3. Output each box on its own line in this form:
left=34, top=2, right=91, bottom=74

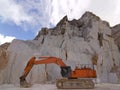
left=0, top=83, right=120, bottom=90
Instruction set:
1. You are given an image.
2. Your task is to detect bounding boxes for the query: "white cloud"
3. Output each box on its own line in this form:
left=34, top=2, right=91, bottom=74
left=12, top=0, right=90, bottom=31
left=0, top=0, right=32, bottom=26
left=88, top=0, right=120, bottom=26
left=0, top=0, right=120, bottom=33
left=50, top=0, right=90, bottom=25
left=0, top=34, right=15, bottom=45
left=50, top=0, right=120, bottom=26
left=16, top=0, right=52, bottom=31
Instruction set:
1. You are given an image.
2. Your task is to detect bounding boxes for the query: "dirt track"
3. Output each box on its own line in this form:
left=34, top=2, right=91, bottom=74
left=0, top=83, right=120, bottom=90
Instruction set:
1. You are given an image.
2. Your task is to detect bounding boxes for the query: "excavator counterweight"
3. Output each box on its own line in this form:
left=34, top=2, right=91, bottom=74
left=20, top=56, right=96, bottom=89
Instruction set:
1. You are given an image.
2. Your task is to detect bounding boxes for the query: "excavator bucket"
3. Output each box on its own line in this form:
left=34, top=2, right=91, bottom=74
left=20, top=77, right=32, bottom=88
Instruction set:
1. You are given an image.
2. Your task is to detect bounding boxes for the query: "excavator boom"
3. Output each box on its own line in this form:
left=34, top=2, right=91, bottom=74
left=20, top=56, right=67, bottom=87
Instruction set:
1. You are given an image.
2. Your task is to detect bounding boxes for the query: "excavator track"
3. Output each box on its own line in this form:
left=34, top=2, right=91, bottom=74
left=56, top=78, right=94, bottom=89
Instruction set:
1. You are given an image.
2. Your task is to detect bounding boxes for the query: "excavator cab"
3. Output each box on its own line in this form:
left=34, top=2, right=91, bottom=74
left=60, top=66, right=72, bottom=77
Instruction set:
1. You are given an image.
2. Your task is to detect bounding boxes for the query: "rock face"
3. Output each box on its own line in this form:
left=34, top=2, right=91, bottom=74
left=0, top=43, right=10, bottom=84
left=111, top=24, right=120, bottom=51
left=0, top=43, right=10, bottom=70
left=1, top=12, right=120, bottom=85
left=111, top=24, right=120, bottom=83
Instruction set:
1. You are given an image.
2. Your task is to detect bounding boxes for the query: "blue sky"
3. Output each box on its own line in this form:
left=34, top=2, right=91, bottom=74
left=0, top=0, right=120, bottom=44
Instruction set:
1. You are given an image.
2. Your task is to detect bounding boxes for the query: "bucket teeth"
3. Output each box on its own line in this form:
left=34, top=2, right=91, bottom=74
left=20, top=77, right=32, bottom=88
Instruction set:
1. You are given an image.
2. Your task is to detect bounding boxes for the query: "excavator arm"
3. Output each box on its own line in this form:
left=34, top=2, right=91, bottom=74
left=19, top=56, right=69, bottom=87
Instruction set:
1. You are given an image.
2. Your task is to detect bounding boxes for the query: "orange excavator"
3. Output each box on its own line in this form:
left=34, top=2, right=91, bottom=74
left=20, top=56, right=96, bottom=89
